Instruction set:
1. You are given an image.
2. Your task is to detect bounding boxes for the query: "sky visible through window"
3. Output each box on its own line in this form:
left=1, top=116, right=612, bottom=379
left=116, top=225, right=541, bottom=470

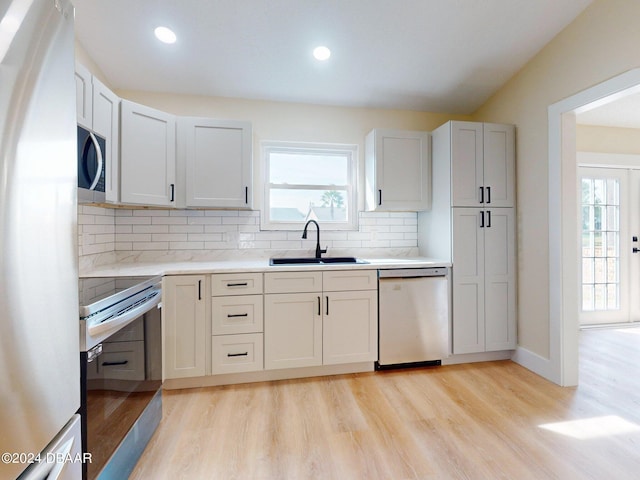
left=269, top=152, right=349, bottom=218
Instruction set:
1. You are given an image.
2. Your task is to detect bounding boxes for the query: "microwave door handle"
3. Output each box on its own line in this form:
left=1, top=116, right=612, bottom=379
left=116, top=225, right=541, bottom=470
left=88, top=131, right=103, bottom=191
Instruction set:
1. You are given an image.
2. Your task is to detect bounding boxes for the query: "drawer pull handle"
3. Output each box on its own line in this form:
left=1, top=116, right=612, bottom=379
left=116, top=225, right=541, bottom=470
left=227, top=282, right=248, bottom=287
left=227, top=352, right=248, bottom=357
left=102, top=360, right=128, bottom=367
left=227, top=313, right=249, bottom=318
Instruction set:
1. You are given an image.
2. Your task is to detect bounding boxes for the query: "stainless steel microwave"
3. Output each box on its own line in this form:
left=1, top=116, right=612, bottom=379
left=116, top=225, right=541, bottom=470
left=77, top=125, right=106, bottom=203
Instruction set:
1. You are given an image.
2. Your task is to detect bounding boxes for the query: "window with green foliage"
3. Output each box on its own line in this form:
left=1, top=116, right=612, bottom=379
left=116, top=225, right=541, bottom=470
left=261, top=142, right=357, bottom=230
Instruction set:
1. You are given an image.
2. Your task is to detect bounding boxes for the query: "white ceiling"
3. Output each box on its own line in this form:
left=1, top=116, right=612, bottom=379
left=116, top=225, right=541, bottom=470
left=73, top=0, right=593, bottom=114
left=577, top=93, right=640, bottom=129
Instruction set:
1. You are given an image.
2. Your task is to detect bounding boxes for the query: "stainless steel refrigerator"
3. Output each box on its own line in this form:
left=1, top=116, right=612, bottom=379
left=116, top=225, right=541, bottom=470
left=0, top=1, right=81, bottom=479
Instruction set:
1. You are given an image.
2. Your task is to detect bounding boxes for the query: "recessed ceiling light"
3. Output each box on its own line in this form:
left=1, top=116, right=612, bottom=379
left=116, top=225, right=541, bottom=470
left=154, top=26, right=177, bottom=44
left=313, top=46, right=331, bottom=61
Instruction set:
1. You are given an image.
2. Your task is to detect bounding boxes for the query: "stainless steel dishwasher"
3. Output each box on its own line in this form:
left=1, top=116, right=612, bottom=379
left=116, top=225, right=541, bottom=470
left=376, top=268, right=450, bottom=369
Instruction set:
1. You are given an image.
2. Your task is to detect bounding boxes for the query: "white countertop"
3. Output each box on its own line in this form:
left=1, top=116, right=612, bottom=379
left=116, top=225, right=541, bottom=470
left=80, top=256, right=451, bottom=278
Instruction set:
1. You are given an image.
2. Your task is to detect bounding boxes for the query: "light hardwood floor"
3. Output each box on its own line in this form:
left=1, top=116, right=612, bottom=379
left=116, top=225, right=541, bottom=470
left=130, top=327, right=640, bottom=479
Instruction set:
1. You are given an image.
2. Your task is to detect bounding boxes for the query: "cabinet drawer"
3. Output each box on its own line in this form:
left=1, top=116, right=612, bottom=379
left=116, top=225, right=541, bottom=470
left=89, top=340, right=145, bottom=381
left=211, top=333, right=263, bottom=374
left=211, top=272, right=263, bottom=296
left=264, top=271, right=322, bottom=294
left=323, top=270, right=377, bottom=292
left=212, top=295, right=263, bottom=335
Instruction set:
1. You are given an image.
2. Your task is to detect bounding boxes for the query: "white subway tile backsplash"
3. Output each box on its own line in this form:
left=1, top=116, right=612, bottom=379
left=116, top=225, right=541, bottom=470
left=78, top=207, right=418, bottom=259
left=170, top=224, right=205, bottom=233
left=133, top=225, right=169, bottom=234
left=152, top=216, right=188, bottom=225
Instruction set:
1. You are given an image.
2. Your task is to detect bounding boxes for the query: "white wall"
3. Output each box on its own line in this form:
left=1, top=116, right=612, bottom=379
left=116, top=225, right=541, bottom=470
left=473, top=0, right=640, bottom=360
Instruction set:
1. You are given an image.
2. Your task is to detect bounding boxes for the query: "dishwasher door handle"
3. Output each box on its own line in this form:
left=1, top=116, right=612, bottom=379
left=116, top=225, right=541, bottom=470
left=378, top=268, right=448, bottom=279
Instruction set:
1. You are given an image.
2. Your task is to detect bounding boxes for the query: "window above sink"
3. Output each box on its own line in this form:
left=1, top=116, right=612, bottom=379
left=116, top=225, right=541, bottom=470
left=261, top=141, right=358, bottom=231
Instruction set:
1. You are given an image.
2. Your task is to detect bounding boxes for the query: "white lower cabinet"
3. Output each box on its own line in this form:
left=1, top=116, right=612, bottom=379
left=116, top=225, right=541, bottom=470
left=264, top=270, right=378, bottom=370
left=211, top=333, right=263, bottom=374
left=322, top=290, right=378, bottom=365
left=211, top=273, right=264, bottom=374
left=264, top=292, right=323, bottom=370
left=452, top=208, right=516, bottom=354
left=163, top=275, right=207, bottom=379
left=163, top=270, right=378, bottom=383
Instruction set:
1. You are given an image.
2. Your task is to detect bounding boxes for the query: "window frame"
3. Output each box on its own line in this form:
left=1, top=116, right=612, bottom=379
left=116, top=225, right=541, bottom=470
left=261, top=141, right=358, bottom=231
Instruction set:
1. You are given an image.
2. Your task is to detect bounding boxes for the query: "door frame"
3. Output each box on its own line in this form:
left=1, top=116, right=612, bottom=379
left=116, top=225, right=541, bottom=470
left=540, top=68, right=640, bottom=386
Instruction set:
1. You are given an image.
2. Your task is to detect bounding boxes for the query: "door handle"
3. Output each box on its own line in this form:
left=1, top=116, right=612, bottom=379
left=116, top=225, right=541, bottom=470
left=378, top=189, right=383, bottom=206
left=486, top=210, right=491, bottom=228
left=480, top=211, right=485, bottom=228
left=198, top=280, right=202, bottom=300
left=317, top=296, right=321, bottom=315
left=325, top=296, right=329, bottom=316
left=170, top=183, right=175, bottom=202
left=102, top=360, right=128, bottom=367
left=633, top=248, right=640, bottom=253
left=479, top=186, right=484, bottom=204
left=87, top=131, right=103, bottom=191
left=486, top=186, right=491, bottom=204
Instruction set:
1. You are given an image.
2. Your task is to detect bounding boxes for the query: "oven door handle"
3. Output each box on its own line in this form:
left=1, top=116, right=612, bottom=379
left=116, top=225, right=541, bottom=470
left=87, top=289, right=161, bottom=337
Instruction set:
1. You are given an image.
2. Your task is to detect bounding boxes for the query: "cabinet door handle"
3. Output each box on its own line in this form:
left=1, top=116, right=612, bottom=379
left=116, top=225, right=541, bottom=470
left=227, top=352, right=248, bottom=357
left=198, top=280, right=202, bottom=300
left=170, top=183, right=175, bottom=202
left=486, top=186, right=491, bottom=204
left=479, top=186, right=484, bottom=204
left=487, top=210, right=492, bottom=228
left=102, top=360, right=128, bottom=367
left=227, top=313, right=249, bottom=318
left=378, top=189, right=383, bottom=206
left=480, top=211, right=485, bottom=228
left=317, top=296, right=321, bottom=316
left=245, top=186, right=249, bottom=204
left=325, top=296, right=329, bottom=316
left=227, top=282, right=248, bottom=287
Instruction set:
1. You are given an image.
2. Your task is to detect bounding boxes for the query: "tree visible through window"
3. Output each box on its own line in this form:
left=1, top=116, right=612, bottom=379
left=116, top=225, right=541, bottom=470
left=262, top=142, right=357, bottom=230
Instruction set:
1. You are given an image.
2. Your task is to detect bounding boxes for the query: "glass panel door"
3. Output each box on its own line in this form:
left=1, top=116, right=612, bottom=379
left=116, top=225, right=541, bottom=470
left=579, top=167, right=629, bottom=325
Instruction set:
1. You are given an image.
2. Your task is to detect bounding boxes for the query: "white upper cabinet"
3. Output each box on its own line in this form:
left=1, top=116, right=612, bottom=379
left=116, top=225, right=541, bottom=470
left=120, top=100, right=176, bottom=206
left=75, top=63, right=92, bottom=130
left=178, top=117, right=252, bottom=208
left=451, top=121, right=515, bottom=207
left=365, top=128, right=431, bottom=211
left=75, top=63, right=120, bottom=202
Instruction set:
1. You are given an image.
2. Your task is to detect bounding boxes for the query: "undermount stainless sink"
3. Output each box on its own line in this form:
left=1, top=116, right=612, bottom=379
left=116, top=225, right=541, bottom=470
left=269, top=256, right=368, bottom=266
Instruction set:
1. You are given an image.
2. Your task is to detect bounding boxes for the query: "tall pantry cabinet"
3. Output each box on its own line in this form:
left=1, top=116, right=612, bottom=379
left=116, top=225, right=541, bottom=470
left=419, top=121, right=516, bottom=354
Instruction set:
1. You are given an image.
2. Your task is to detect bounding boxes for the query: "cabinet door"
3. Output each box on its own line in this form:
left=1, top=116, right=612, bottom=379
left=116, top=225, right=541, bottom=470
left=323, top=290, right=377, bottom=365
left=75, top=63, right=92, bottom=129
left=180, top=117, right=252, bottom=208
left=452, top=208, right=485, bottom=354
left=92, top=77, right=120, bottom=203
left=451, top=122, right=484, bottom=207
left=163, top=275, right=207, bottom=379
left=264, top=293, right=322, bottom=369
left=483, top=124, right=515, bottom=208
left=365, top=129, right=431, bottom=211
left=484, top=208, right=517, bottom=351
left=120, top=100, right=176, bottom=206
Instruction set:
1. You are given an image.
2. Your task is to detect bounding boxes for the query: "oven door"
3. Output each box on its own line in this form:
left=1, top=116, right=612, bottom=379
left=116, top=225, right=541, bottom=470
left=80, top=285, right=161, bottom=352
left=80, top=307, right=162, bottom=480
